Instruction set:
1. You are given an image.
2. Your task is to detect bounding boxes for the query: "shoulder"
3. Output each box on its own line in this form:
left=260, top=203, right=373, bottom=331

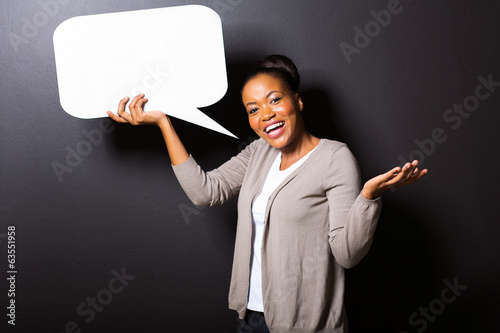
left=316, top=139, right=361, bottom=187
left=317, top=139, right=356, bottom=163
left=318, top=138, right=347, bottom=153
left=230, top=138, right=279, bottom=172
left=240, top=137, right=277, bottom=158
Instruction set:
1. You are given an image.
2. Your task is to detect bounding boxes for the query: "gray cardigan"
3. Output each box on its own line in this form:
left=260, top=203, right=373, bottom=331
left=172, top=138, right=382, bottom=333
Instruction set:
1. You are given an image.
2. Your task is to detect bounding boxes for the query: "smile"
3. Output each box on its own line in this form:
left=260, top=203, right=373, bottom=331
left=264, top=121, right=285, bottom=137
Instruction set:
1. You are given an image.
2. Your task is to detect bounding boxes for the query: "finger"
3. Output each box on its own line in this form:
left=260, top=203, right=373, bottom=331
left=128, top=93, right=145, bottom=112
left=403, top=161, right=422, bottom=179
left=401, top=161, right=418, bottom=178
left=137, top=97, right=148, bottom=112
left=382, top=166, right=402, bottom=181
left=384, top=162, right=416, bottom=186
left=106, top=110, right=128, bottom=123
left=115, top=97, right=133, bottom=122
left=370, top=167, right=403, bottom=191
left=117, top=96, right=130, bottom=113
left=129, top=94, right=150, bottom=121
left=406, top=169, right=428, bottom=184
left=395, top=168, right=427, bottom=188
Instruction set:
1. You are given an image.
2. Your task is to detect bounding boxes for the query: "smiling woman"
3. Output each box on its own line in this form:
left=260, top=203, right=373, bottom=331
left=107, top=54, right=427, bottom=332
left=241, top=55, right=318, bottom=170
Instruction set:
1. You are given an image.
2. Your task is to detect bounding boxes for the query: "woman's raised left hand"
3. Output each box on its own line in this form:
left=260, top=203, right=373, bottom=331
left=361, top=160, right=428, bottom=200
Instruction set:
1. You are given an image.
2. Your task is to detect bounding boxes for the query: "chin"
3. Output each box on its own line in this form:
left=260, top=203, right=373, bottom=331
left=265, top=137, right=289, bottom=149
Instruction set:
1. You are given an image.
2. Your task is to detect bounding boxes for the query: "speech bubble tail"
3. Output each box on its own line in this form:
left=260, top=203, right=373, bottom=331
left=166, top=107, right=238, bottom=139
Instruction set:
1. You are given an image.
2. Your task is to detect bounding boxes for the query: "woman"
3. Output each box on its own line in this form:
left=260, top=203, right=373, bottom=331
left=107, top=55, right=427, bottom=332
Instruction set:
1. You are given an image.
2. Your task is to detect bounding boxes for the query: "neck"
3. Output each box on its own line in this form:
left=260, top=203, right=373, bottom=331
left=279, top=130, right=319, bottom=170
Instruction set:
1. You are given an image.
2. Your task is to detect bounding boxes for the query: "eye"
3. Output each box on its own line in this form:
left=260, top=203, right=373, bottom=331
left=248, top=107, right=259, bottom=115
left=270, top=97, right=282, bottom=104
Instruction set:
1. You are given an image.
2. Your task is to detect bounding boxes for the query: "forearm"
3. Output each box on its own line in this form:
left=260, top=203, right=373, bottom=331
left=329, top=193, right=382, bottom=268
left=158, top=116, right=189, bottom=166
left=172, top=139, right=256, bottom=207
left=324, top=145, right=383, bottom=268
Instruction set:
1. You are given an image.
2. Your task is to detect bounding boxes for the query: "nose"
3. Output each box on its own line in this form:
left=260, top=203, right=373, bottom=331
left=261, top=106, right=275, bottom=121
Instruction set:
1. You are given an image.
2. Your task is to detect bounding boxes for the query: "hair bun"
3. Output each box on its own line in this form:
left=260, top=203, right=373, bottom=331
left=243, top=54, right=300, bottom=93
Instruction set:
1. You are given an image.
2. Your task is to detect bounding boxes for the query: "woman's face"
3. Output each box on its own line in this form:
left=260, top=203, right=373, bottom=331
left=242, top=74, right=304, bottom=150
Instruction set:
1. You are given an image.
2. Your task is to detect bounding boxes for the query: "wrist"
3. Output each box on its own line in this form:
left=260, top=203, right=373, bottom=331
left=157, top=115, right=171, bottom=129
left=361, top=188, right=379, bottom=200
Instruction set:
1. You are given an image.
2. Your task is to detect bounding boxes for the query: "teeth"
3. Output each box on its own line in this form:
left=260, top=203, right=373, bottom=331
left=265, top=121, right=284, bottom=133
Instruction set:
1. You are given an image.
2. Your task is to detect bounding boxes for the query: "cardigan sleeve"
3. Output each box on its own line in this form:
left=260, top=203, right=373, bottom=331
left=324, top=145, right=382, bottom=269
left=171, top=140, right=256, bottom=207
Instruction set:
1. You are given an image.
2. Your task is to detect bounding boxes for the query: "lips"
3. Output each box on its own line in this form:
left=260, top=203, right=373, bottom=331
left=264, top=121, right=285, bottom=138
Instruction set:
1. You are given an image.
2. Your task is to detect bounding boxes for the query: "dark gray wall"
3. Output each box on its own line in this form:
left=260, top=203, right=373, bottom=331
left=1, top=0, right=499, bottom=332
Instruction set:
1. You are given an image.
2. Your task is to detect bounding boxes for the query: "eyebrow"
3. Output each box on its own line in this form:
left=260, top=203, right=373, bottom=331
left=244, top=90, right=284, bottom=107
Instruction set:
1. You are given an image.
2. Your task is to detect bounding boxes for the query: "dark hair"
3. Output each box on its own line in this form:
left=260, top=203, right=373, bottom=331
left=242, top=54, right=301, bottom=94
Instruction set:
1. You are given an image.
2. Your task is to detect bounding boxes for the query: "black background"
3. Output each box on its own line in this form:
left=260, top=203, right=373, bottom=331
left=1, top=0, right=499, bottom=332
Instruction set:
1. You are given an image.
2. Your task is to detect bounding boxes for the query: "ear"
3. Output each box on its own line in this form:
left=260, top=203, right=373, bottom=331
left=295, top=93, right=304, bottom=111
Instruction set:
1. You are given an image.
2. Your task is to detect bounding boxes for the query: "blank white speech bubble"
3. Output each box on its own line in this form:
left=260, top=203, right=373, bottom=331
left=53, top=5, right=237, bottom=138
